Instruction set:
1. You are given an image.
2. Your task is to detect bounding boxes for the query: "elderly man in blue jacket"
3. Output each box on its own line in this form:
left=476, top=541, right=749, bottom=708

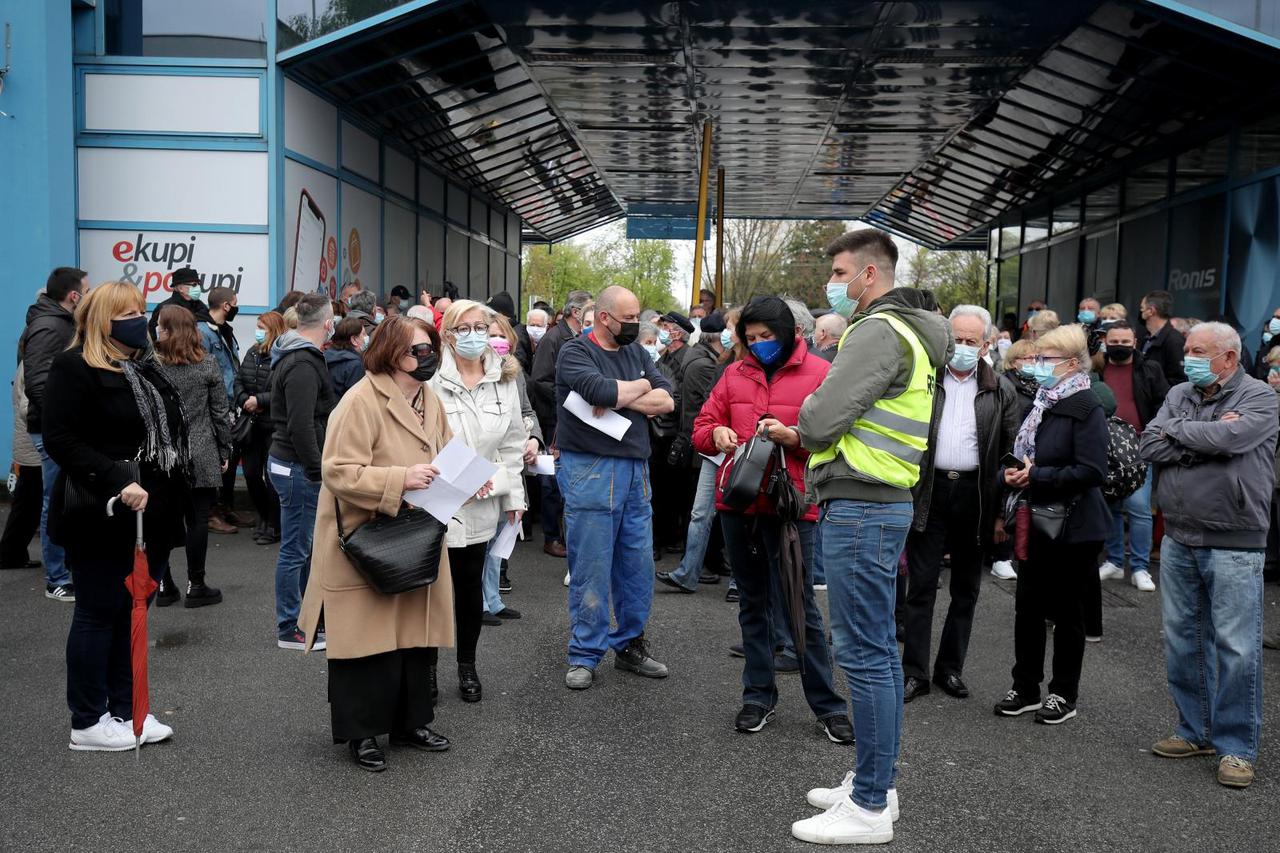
left=1139, top=321, right=1278, bottom=790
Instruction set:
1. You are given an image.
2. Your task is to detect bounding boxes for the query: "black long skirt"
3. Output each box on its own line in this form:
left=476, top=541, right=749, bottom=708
left=328, top=648, right=434, bottom=742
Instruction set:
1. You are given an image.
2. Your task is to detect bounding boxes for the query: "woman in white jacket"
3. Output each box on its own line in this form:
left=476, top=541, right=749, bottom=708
left=428, top=299, right=527, bottom=703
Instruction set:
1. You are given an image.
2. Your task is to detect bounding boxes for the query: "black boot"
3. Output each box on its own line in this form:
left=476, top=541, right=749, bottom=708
left=348, top=737, right=387, bottom=772
left=261, top=524, right=280, bottom=544
left=184, top=581, right=223, bottom=608
left=428, top=664, right=439, bottom=705
left=252, top=520, right=267, bottom=544
left=458, top=663, right=482, bottom=703
left=155, top=574, right=180, bottom=607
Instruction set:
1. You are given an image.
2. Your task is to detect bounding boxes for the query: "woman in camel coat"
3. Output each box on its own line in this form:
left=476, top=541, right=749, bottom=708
left=299, top=315, right=455, bottom=773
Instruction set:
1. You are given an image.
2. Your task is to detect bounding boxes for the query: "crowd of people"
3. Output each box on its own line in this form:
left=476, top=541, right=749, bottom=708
left=5, top=224, right=1279, bottom=845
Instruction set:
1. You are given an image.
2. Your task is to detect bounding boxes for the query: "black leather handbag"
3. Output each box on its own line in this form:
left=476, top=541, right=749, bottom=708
left=720, top=432, right=776, bottom=512
left=335, top=498, right=447, bottom=595
left=60, top=460, right=141, bottom=518
left=1029, top=501, right=1074, bottom=540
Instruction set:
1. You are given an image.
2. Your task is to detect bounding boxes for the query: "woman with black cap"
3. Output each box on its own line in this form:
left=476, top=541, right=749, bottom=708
left=691, top=296, right=853, bottom=742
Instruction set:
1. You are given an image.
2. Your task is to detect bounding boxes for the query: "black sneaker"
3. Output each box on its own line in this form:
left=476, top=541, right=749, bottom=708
left=774, top=653, right=800, bottom=674
left=1034, top=693, right=1077, bottom=725
left=45, top=582, right=75, bottom=602
left=725, top=585, right=740, bottom=603
left=994, top=688, right=1042, bottom=717
left=729, top=642, right=746, bottom=658
left=494, top=607, right=521, bottom=620
left=614, top=636, right=669, bottom=678
left=499, top=571, right=512, bottom=594
left=154, top=579, right=180, bottom=607
left=735, top=704, right=776, bottom=733
left=184, top=582, right=222, bottom=608
left=480, top=612, right=503, bottom=627
left=819, top=714, right=855, bottom=744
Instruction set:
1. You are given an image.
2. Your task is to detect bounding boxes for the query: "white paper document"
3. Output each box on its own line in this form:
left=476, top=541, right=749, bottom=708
left=403, top=437, right=499, bottom=524
left=532, top=454, right=556, bottom=476
left=564, top=391, right=632, bottom=441
left=699, top=452, right=726, bottom=466
left=490, top=518, right=520, bottom=560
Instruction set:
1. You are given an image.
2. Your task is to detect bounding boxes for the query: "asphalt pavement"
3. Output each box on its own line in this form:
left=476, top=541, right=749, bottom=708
left=1, top=512, right=1277, bottom=853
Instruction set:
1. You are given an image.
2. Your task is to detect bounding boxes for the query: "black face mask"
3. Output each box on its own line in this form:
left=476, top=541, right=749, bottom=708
left=1106, top=345, right=1134, bottom=363
left=110, top=316, right=150, bottom=351
left=409, top=353, right=438, bottom=382
left=612, top=320, right=640, bottom=347
left=224, top=305, right=239, bottom=322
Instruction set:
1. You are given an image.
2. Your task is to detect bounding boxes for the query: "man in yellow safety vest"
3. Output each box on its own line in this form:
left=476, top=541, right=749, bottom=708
left=790, top=229, right=952, bottom=846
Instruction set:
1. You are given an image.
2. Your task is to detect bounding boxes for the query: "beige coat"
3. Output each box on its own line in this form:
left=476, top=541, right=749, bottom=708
left=299, top=370, right=456, bottom=659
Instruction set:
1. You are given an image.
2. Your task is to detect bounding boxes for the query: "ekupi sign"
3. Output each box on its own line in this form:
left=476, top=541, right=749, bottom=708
left=78, top=229, right=270, bottom=307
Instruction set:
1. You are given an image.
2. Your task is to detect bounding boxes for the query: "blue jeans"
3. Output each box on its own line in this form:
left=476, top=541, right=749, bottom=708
left=482, top=518, right=508, bottom=615
left=268, top=457, right=319, bottom=637
left=540, top=473, right=563, bottom=543
left=1159, top=537, right=1264, bottom=762
left=558, top=451, right=655, bottom=668
left=721, top=513, right=845, bottom=718
left=30, top=433, right=69, bottom=587
left=669, top=458, right=718, bottom=590
left=1104, top=467, right=1153, bottom=574
left=823, top=499, right=913, bottom=811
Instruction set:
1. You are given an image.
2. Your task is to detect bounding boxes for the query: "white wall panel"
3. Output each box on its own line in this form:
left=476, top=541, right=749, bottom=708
left=385, top=148, right=414, bottom=199
left=78, top=148, right=267, bottom=225
left=340, top=182, right=381, bottom=295
left=84, top=73, right=260, bottom=135
left=284, top=159, right=339, bottom=295
left=384, top=200, right=416, bottom=293
left=341, top=121, right=379, bottom=181
left=284, top=78, right=337, bottom=167
left=79, top=229, right=270, bottom=307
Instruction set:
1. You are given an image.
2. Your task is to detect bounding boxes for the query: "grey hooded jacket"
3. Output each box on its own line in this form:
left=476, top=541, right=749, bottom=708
left=798, top=289, right=953, bottom=505
left=1139, top=367, right=1279, bottom=549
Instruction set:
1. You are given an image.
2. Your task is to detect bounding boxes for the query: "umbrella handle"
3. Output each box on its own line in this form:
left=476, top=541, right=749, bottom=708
left=106, top=495, right=146, bottom=545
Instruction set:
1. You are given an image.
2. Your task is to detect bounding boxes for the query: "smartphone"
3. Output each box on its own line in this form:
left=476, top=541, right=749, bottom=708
left=290, top=189, right=326, bottom=293
left=1001, top=452, right=1026, bottom=470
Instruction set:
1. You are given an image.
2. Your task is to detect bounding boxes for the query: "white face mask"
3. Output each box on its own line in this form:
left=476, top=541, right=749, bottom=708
left=527, top=324, right=547, bottom=343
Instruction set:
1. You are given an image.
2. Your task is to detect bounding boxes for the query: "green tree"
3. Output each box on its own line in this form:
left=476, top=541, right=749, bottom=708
left=701, top=219, right=790, bottom=305
left=520, top=242, right=610, bottom=311
left=609, top=238, right=679, bottom=313
left=774, top=220, right=848, bottom=308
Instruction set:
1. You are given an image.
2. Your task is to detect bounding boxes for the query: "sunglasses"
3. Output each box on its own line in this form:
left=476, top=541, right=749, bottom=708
left=408, top=343, right=435, bottom=358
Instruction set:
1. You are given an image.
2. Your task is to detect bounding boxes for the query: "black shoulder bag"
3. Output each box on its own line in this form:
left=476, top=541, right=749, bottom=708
left=720, top=420, right=777, bottom=512
left=335, top=498, right=447, bottom=595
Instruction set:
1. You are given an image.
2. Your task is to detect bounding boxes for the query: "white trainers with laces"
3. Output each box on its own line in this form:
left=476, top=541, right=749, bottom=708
left=792, top=797, right=893, bottom=845
left=806, top=772, right=899, bottom=822
left=124, top=713, right=174, bottom=744
left=1098, top=561, right=1124, bottom=580
left=69, top=713, right=136, bottom=752
left=1131, top=570, right=1156, bottom=591
left=990, top=560, right=1017, bottom=580
left=563, top=571, right=570, bottom=587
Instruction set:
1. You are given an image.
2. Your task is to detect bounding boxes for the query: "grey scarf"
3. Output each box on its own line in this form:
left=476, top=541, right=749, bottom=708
left=120, top=358, right=184, bottom=474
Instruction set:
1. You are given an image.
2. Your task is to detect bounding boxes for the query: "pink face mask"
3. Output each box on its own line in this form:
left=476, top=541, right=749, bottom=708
left=488, top=335, right=511, bottom=356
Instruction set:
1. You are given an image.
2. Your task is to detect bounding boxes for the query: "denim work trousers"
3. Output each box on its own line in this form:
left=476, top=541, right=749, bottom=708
left=823, top=499, right=913, bottom=812
left=1159, top=537, right=1264, bottom=762
left=558, top=451, right=655, bottom=668
left=669, top=458, right=718, bottom=590
left=1104, top=467, right=1153, bottom=575
left=30, top=433, right=70, bottom=587
left=268, top=457, right=319, bottom=637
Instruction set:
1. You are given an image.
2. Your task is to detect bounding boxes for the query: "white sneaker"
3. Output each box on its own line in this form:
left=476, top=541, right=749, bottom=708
left=1098, top=561, right=1124, bottom=581
left=806, top=772, right=899, bottom=822
left=990, top=560, right=1017, bottom=580
left=123, top=713, right=174, bottom=744
left=69, top=713, right=136, bottom=752
left=792, top=798, right=893, bottom=845
left=1131, top=570, right=1156, bottom=591
left=563, top=571, right=570, bottom=587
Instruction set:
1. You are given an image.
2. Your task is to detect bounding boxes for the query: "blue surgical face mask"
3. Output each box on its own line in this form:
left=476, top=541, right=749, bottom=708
left=1269, top=317, right=1280, bottom=334
left=825, top=266, right=869, bottom=318
left=399, top=299, right=411, bottom=311
left=1018, top=363, right=1036, bottom=379
left=254, top=328, right=266, bottom=344
left=454, top=330, right=489, bottom=360
left=1265, top=332, right=1274, bottom=345
left=642, top=343, right=660, bottom=362
left=1183, top=354, right=1222, bottom=388
left=657, top=329, right=671, bottom=347
left=720, top=329, right=733, bottom=349
left=1030, top=361, right=1063, bottom=389
left=950, top=343, right=979, bottom=372
left=749, top=339, right=784, bottom=366
left=997, top=339, right=1012, bottom=355
left=1078, top=310, right=1097, bottom=325
left=581, top=324, right=593, bottom=337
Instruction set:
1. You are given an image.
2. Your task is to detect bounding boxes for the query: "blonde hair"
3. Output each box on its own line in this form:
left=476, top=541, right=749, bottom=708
left=282, top=306, right=299, bottom=329
left=1101, top=303, right=1127, bottom=320
left=1026, top=309, right=1060, bottom=335
left=1035, top=323, right=1090, bottom=367
left=488, top=312, right=517, bottom=349
left=442, top=299, right=492, bottom=335
left=1004, top=338, right=1036, bottom=365
left=73, top=281, right=146, bottom=372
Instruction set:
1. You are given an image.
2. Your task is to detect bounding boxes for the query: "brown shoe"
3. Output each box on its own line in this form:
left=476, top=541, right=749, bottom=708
left=207, top=515, right=238, bottom=535
left=1152, top=735, right=1215, bottom=758
left=1218, top=756, right=1255, bottom=788
left=222, top=510, right=255, bottom=528
left=543, top=539, right=567, bottom=558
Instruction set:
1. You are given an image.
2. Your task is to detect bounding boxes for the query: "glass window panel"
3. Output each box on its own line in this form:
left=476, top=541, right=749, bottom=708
left=471, top=199, right=488, bottom=238
left=1084, top=184, right=1120, bottom=224
left=277, top=0, right=409, bottom=52
left=446, top=227, right=468, bottom=294
left=506, top=254, right=520, bottom=298
left=1176, top=136, right=1230, bottom=194
left=1020, top=247, right=1049, bottom=309
left=507, top=213, right=521, bottom=250
left=1048, top=238, right=1080, bottom=311
left=490, top=247, right=505, bottom=295
left=106, top=0, right=266, bottom=58
left=1083, top=231, right=1118, bottom=304
left=997, top=257, right=1021, bottom=325
left=1125, top=159, right=1170, bottom=211
left=490, top=209, right=506, bottom=246
left=1024, top=212, right=1050, bottom=245
left=1052, top=199, right=1081, bottom=236
left=1235, top=113, right=1280, bottom=178
left=447, top=184, right=469, bottom=226
left=469, top=239, right=488, bottom=300
left=999, top=225, right=1022, bottom=256
left=988, top=229, right=999, bottom=260
left=1118, top=211, right=1168, bottom=310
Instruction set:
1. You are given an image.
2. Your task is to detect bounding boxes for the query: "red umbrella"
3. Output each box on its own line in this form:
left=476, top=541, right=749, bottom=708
left=109, top=497, right=155, bottom=758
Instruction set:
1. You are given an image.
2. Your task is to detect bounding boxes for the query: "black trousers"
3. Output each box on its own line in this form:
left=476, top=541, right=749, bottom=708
left=66, top=548, right=164, bottom=729
left=328, top=648, right=434, bottom=742
left=163, top=486, right=215, bottom=587
left=649, top=436, right=682, bottom=549
left=1012, top=534, right=1101, bottom=705
left=218, top=442, right=243, bottom=510
left=428, top=543, right=486, bottom=666
left=241, top=429, right=279, bottom=528
left=1, top=464, right=43, bottom=567
left=903, top=474, right=984, bottom=681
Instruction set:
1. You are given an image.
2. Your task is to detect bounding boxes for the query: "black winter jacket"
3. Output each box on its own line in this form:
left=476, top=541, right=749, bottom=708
left=677, top=340, right=720, bottom=463
left=233, top=345, right=274, bottom=436
left=1101, top=351, right=1169, bottom=429
left=324, top=347, right=366, bottom=400
left=269, top=344, right=336, bottom=481
left=1138, top=321, right=1187, bottom=387
left=914, top=360, right=1020, bottom=542
left=1026, top=389, right=1111, bottom=545
left=531, top=319, right=575, bottom=443
left=147, top=291, right=211, bottom=343
left=652, top=343, right=691, bottom=439
left=18, top=295, right=77, bottom=433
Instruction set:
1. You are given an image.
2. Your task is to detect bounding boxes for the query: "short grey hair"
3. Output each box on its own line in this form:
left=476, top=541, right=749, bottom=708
left=348, top=291, right=376, bottom=315
left=526, top=308, right=549, bottom=325
left=1189, top=321, right=1242, bottom=355
left=564, top=289, right=593, bottom=316
left=638, top=322, right=659, bottom=344
left=815, top=313, right=847, bottom=339
left=295, top=292, right=333, bottom=330
left=405, top=305, right=434, bottom=322
left=784, top=299, right=815, bottom=337
left=949, top=304, right=994, bottom=339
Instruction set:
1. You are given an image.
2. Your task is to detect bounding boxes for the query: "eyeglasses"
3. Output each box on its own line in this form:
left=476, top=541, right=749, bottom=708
left=408, top=343, right=435, bottom=357
left=1033, top=355, right=1071, bottom=365
left=450, top=324, right=489, bottom=335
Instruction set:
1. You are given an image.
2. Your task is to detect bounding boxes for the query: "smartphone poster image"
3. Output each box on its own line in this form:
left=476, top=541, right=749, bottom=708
left=290, top=189, right=326, bottom=294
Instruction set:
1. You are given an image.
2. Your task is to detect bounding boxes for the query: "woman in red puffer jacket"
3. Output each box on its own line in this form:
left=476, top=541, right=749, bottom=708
left=691, top=296, right=852, bottom=742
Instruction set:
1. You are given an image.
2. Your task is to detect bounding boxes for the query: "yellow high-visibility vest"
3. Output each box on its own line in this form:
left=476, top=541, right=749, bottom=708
left=807, top=312, right=934, bottom=489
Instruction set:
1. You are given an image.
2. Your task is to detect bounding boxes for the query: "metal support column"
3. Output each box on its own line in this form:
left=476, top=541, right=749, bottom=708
left=691, top=120, right=712, bottom=308
left=715, top=166, right=725, bottom=307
